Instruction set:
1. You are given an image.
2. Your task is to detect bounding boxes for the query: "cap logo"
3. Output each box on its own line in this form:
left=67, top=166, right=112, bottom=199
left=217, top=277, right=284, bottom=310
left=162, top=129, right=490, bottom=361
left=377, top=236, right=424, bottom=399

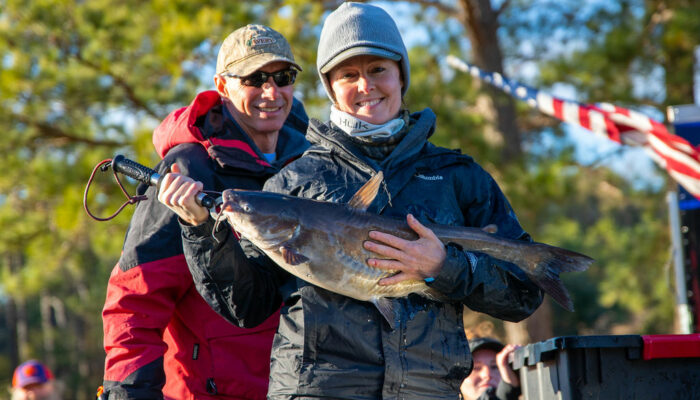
left=23, top=365, right=38, bottom=376
left=247, top=36, right=276, bottom=47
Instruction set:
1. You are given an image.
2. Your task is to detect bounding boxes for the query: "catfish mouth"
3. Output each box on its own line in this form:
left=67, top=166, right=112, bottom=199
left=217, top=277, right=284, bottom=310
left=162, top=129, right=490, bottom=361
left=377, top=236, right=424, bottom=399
left=221, top=190, right=245, bottom=213
left=224, top=213, right=300, bottom=250
left=220, top=191, right=256, bottom=226
left=220, top=190, right=300, bottom=248
left=218, top=190, right=255, bottom=239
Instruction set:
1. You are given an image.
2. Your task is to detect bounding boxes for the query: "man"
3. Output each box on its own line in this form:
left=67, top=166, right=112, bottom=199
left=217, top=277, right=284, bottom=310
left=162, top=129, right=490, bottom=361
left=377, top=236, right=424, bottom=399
left=11, top=360, right=60, bottom=400
left=100, top=24, right=309, bottom=399
left=460, top=337, right=521, bottom=400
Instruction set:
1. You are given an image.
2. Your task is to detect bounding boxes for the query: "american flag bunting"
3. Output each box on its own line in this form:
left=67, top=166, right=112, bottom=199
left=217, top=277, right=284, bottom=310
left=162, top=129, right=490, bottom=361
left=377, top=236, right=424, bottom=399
left=446, top=55, right=700, bottom=200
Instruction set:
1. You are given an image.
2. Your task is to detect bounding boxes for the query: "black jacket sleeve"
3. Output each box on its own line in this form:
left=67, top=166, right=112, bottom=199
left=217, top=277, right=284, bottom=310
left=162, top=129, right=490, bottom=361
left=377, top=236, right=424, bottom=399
left=181, top=218, right=287, bottom=328
left=428, top=164, right=543, bottom=322
left=102, top=359, right=166, bottom=400
left=428, top=244, right=543, bottom=322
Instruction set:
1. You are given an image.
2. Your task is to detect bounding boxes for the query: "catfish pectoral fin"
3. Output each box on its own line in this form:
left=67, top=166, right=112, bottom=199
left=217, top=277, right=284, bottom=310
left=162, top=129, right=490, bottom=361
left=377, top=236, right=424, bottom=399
left=371, top=297, right=395, bottom=328
left=347, top=171, right=383, bottom=211
left=530, top=244, right=595, bottom=312
left=280, top=245, right=310, bottom=265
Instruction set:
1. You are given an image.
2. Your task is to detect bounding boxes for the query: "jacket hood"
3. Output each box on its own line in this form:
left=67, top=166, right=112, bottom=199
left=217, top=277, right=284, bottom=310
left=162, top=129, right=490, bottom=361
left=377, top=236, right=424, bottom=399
left=153, top=90, right=222, bottom=159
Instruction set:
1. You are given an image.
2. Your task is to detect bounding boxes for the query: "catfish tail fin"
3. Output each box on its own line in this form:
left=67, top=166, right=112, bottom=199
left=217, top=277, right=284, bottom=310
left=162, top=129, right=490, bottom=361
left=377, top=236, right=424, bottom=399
left=529, top=244, right=594, bottom=312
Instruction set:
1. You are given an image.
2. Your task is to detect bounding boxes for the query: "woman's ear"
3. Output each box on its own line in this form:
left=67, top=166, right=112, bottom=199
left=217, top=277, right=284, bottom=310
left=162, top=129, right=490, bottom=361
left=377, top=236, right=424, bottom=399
left=326, top=73, right=337, bottom=103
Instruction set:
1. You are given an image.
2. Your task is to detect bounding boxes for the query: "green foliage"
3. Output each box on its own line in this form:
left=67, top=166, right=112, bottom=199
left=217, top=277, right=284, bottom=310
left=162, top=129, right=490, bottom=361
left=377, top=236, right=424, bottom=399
left=0, top=0, right=688, bottom=397
left=407, top=47, right=490, bottom=157
left=654, top=0, right=700, bottom=105
left=266, top=1, right=327, bottom=114
left=532, top=0, right=700, bottom=107
left=495, top=138, right=675, bottom=333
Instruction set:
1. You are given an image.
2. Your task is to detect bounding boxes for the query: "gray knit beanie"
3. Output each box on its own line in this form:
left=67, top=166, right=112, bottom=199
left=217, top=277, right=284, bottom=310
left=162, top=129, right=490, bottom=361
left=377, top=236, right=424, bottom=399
left=317, top=2, right=410, bottom=101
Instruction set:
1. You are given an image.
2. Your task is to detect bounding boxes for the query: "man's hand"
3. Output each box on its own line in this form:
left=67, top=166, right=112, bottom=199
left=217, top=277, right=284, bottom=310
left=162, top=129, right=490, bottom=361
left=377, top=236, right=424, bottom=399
left=157, top=163, right=209, bottom=226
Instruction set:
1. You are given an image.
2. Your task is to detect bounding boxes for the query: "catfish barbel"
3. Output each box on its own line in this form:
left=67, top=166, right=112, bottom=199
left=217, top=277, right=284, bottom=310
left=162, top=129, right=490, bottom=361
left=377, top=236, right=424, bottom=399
left=219, top=172, right=593, bottom=323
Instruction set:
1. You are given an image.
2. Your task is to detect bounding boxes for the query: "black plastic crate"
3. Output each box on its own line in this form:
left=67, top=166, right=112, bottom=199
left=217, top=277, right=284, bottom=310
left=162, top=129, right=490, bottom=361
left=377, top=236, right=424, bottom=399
left=511, top=334, right=700, bottom=399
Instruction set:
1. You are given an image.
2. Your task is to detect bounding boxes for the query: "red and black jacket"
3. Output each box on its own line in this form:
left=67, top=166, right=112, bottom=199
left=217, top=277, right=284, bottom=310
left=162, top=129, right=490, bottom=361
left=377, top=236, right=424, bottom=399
left=101, top=91, right=308, bottom=399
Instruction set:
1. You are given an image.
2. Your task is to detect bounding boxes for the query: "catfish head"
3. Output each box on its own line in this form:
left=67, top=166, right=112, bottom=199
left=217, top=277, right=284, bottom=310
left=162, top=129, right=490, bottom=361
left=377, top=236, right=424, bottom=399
left=220, top=189, right=302, bottom=250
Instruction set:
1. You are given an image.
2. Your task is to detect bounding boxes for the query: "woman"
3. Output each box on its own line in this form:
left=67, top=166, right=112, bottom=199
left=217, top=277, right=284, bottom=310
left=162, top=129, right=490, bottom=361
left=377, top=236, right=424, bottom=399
left=459, top=338, right=521, bottom=400
left=159, top=3, right=543, bottom=399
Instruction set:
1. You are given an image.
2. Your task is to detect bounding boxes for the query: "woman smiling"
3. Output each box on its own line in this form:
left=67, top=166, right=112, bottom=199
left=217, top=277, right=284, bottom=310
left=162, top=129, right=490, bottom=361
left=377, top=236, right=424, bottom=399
left=327, top=55, right=404, bottom=126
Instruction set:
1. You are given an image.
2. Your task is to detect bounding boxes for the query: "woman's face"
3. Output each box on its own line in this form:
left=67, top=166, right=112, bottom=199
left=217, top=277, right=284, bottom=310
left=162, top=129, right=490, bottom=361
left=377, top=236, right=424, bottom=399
left=459, top=349, right=501, bottom=399
left=328, top=55, right=403, bottom=125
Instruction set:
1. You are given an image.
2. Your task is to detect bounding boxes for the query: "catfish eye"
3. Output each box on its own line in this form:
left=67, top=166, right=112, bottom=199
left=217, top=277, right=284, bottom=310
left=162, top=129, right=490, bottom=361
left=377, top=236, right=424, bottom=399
left=242, top=203, right=251, bottom=213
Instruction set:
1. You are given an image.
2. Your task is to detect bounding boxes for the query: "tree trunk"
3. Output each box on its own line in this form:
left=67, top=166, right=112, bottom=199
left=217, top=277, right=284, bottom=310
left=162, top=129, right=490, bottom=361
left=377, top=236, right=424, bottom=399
left=503, top=321, right=529, bottom=345
left=6, top=252, right=30, bottom=361
left=526, top=300, right=553, bottom=342
left=457, top=0, right=522, bottom=161
left=74, top=316, right=90, bottom=400
left=40, top=292, right=57, bottom=369
left=16, top=295, right=29, bottom=361
left=503, top=302, right=554, bottom=345
left=5, top=296, right=20, bottom=369
left=74, top=281, right=92, bottom=400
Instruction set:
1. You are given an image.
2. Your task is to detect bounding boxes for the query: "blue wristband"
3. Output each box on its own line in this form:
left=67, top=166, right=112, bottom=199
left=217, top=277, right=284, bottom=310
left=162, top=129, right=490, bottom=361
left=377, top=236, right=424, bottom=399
left=424, top=277, right=435, bottom=283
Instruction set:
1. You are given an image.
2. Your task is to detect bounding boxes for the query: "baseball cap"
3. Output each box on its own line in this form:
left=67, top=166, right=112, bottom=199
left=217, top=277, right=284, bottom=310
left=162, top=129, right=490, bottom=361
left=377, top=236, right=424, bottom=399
left=469, top=337, right=505, bottom=354
left=12, top=360, right=53, bottom=388
left=216, top=24, right=302, bottom=76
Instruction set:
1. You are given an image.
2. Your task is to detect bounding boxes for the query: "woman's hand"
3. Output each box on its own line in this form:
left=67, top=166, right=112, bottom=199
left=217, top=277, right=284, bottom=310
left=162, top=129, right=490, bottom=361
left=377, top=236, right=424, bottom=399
left=157, top=163, right=209, bottom=226
left=363, top=214, right=446, bottom=285
left=496, top=344, right=521, bottom=387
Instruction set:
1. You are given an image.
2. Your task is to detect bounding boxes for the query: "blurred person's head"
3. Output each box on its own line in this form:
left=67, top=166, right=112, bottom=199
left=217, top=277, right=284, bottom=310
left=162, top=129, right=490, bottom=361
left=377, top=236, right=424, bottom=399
left=460, top=338, right=505, bottom=400
left=214, top=24, right=301, bottom=144
left=11, top=360, right=59, bottom=400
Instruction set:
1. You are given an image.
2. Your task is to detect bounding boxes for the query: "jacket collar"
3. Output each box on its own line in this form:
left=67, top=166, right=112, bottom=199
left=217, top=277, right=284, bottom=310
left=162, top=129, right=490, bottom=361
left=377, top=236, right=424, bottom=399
left=306, top=108, right=437, bottom=173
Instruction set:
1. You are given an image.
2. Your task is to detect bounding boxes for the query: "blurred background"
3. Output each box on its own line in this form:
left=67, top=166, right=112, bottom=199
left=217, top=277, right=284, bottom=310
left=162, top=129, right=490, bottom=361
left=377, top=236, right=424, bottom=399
left=1, top=0, right=698, bottom=398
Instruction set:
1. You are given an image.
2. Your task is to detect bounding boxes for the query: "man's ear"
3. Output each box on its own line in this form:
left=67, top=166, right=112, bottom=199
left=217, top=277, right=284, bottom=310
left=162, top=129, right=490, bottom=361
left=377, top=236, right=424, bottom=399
left=214, top=74, right=227, bottom=97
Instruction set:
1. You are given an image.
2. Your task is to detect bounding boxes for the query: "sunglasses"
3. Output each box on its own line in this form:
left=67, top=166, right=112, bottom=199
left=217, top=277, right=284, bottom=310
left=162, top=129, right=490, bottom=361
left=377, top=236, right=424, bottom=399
left=223, top=69, right=297, bottom=88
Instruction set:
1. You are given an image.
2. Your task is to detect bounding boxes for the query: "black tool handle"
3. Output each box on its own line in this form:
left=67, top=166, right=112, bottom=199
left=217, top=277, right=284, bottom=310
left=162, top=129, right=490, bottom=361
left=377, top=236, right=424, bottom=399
left=112, top=154, right=161, bottom=187
left=111, top=154, right=216, bottom=209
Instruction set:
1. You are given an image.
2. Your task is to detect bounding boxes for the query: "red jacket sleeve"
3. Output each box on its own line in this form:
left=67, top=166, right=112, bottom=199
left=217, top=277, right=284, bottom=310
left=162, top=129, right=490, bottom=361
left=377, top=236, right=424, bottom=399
left=102, top=255, right=191, bottom=396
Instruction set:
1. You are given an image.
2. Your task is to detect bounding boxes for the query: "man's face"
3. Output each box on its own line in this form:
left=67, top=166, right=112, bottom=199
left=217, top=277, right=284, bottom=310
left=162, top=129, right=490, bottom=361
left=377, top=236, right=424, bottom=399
left=216, top=61, right=295, bottom=138
left=460, top=349, right=501, bottom=400
left=12, top=382, right=56, bottom=400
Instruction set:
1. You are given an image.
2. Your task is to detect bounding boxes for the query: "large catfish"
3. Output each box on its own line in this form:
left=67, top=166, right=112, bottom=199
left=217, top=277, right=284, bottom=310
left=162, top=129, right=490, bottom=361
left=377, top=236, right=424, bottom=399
left=219, top=172, right=593, bottom=323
